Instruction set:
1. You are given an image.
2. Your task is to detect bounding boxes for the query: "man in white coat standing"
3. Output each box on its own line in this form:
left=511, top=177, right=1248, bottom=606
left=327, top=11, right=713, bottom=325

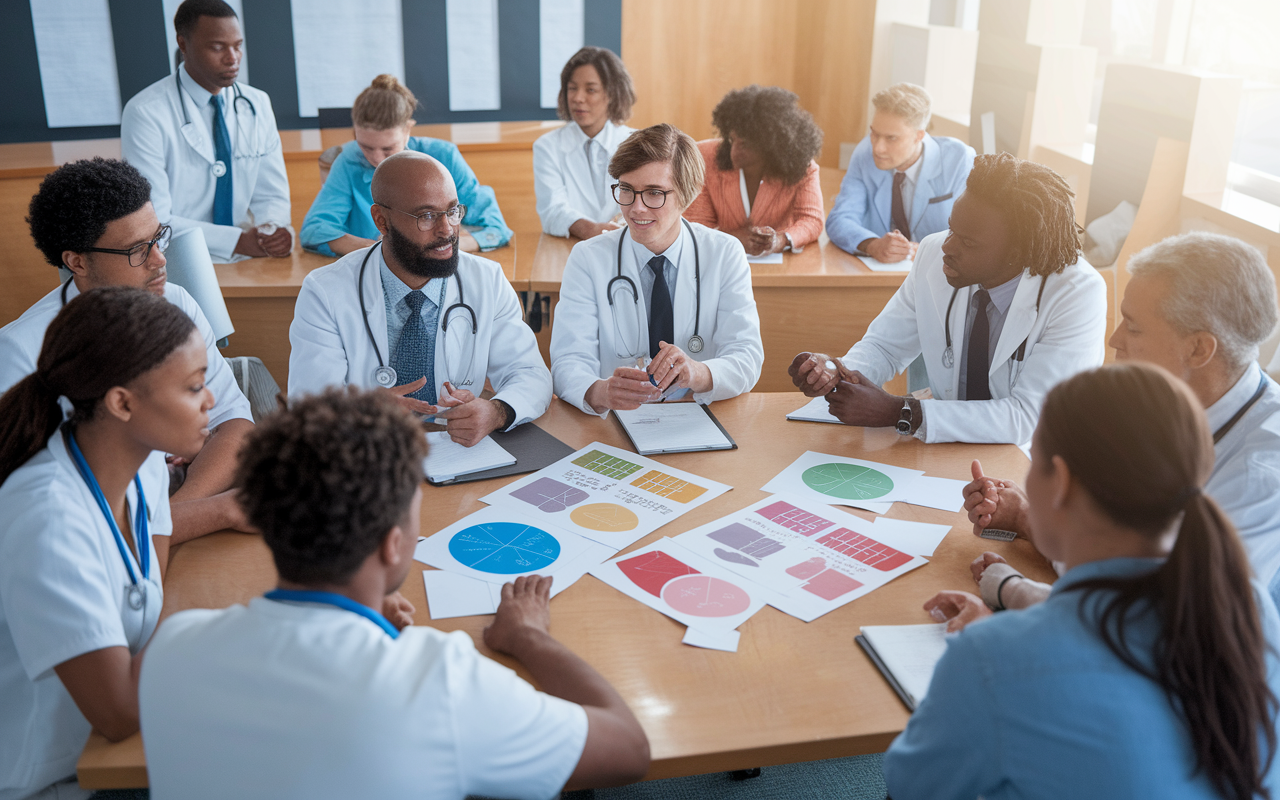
left=790, top=153, right=1107, bottom=444
left=121, top=0, right=291, bottom=263
left=288, top=151, right=551, bottom=446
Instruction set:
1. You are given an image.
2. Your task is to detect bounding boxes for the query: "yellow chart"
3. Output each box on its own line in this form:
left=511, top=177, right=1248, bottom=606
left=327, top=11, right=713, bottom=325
left=570, top=503, right=640, bottom=532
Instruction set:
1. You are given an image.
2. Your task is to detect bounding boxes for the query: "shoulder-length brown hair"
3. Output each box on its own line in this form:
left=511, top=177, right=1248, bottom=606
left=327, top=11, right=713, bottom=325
left=556, top=47, right=636, bottom=125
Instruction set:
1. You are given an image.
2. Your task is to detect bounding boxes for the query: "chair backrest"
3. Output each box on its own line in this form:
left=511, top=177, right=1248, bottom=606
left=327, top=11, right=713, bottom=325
left=319, top=145, right=343, bottom=185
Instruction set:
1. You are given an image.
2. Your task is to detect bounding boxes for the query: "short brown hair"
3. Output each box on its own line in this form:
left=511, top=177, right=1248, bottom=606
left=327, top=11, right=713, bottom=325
left=352, top=74, right=417, bottom=131
left=609, top=124, right=705, bottom=210
left=557, top=47, right=636, bottom=124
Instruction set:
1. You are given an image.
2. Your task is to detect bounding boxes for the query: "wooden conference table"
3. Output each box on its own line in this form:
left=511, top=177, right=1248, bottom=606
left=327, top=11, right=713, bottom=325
left=77, top=392, right=1053, bottom=790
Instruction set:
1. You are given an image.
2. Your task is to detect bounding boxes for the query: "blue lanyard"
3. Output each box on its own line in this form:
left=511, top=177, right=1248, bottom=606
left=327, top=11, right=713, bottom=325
left=66, top=431, right=149, bottom=587
left=264, top=589, right=400, bottom=639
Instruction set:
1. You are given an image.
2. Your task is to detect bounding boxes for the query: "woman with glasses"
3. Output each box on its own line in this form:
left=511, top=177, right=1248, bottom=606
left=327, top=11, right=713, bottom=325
left=549, top=124, right=763, bottom=416
left=0, top=157, right=256, bottom=543
left=300, top=74, right=512, bottom=257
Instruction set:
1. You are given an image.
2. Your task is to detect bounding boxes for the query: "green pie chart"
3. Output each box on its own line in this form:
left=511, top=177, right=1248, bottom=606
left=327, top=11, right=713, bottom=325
left=802, top=463, right=895, bottom=500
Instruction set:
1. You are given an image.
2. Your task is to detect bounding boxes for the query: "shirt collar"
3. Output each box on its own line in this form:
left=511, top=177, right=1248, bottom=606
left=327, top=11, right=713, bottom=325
left=570, top=119, right=620, bottom=147
left=1050, top=556, right=1165, bottom=596
left=179, top=62, right=216, bottom=109
left=1205, top=361, right=1265, bottom=433
left=975, top=271, right=1022, bottom=315
left=378, top=251, right=441, bottom=310
left=897, top=147, right=925, bottom=185
left=628, top=221, right=686, bottom=269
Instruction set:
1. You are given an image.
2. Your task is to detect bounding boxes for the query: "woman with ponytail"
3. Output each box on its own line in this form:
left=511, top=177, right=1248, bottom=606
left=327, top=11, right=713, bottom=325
left=885, top=363, right=1280, bottom=800
left=0, top=287, right=212, bottom=800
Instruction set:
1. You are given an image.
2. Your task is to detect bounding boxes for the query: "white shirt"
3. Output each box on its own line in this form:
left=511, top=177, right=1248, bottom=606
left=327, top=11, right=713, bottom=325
left=140, top=598, right=587, bottom=800
left=1205, top=362, right=1280, bottom=590
left=550, top=222, right=764, bottom=416
left=0, top=280, right=252, bottom=432
left=0, top=430, right=169, bottom=800
left=533, top=121, right=634, bottom=237
left=121, top=64, right=291, bottom=262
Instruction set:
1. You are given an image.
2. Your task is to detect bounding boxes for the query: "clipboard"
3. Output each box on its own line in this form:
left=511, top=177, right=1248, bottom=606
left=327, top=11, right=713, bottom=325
left=855, top=634, right=917, bottom=712
left=613, top=403, right=738, bottom=455
left=425, top=423, right=574, bottom=486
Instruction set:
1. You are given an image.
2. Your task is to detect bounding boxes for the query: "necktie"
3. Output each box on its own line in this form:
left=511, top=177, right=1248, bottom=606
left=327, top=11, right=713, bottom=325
left=891, top=171, right=911, bottom=242
left=390, top=290, right=438, bottom=404
left=966, top=289, right=991, bottom=401
left=211, top=94, right=233, bottom=226
left=647, top=256, right=674, bottom=358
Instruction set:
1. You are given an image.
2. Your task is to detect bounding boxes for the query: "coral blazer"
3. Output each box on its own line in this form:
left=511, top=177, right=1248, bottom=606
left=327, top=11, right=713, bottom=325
left=684, top=139, right=824, bottom=249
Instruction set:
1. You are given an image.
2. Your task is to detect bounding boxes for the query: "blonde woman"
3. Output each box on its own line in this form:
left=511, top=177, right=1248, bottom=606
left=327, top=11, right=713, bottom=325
left=301, top=75, right=512, bottom=256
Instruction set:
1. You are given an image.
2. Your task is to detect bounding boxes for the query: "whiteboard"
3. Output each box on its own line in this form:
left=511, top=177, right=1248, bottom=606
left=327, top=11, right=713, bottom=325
left=291, top=0, right=405, bottom=118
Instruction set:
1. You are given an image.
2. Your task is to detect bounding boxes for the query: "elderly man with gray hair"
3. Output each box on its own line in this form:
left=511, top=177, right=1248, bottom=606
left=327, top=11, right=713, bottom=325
left=826, top=82, right=976, bottom=263
left=924, top=231, right=1280, bottom=629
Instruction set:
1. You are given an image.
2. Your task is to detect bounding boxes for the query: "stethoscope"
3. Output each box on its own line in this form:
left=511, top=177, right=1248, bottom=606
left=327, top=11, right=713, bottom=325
left=608, top=218, right=703, bottom=358
left=175, top=69, right=266, bottom=177
left=941, top=275, right=1046, bottom=379
left=357, top=242, right=478, bottom=389
left=264, top=589, right=399, bottom=638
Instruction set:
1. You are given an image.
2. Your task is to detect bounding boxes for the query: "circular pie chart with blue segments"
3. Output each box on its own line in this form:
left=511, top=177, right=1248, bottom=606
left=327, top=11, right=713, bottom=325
left=448, top=522, right=562, bottom=574
left=801, top=463, right=894, bottom=500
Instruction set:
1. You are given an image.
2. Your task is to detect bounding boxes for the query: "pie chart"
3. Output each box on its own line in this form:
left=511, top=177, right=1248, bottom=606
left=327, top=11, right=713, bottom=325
left=570, top=502, right=639, bottom=532
left=661, top=574, right=752, bottom=617
left=448, top=522, right=561, bottom=574
left=801, top=463, right=894, bottom=500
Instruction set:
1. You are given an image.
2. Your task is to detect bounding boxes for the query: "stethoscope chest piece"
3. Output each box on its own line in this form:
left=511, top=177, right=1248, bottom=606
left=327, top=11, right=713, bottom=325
left=941, top=346, right=954, bottom=369
left=127, top=584, right=145, bottom=611
left=212, top=160, right=227, bottom=178
left=688, top=334, right=705, bottom=354
left=374, top=365, right=398, bottom=388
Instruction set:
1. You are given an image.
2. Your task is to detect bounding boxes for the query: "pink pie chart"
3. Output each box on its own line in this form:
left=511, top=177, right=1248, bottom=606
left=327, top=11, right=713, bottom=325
left=661, top=574, right=751, bottom=618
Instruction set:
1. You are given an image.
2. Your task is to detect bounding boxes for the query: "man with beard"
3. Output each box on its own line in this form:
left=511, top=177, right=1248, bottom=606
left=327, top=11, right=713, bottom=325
left=788, top=153, right=1107, bottom=445
left=288, top=151, right=550, bottom=446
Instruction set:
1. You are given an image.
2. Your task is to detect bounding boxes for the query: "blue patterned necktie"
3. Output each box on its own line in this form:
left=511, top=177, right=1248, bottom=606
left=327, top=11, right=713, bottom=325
left=211, top=94, right=233, bottom=226
left=647, top=256, right=674, bottom=358
left=390, top=290, right=438, bottom=404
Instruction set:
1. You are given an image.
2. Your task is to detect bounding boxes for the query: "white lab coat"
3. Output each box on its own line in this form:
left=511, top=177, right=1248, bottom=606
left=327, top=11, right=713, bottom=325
left=121, top=65, right=291, bottom=263
left=532, top=121, right=634, bottom=237
left=550, top=222, right=764, bottom=415
left=841, top=231, right=1108, bottom=444
left=288, top=245, right=552, bottom=427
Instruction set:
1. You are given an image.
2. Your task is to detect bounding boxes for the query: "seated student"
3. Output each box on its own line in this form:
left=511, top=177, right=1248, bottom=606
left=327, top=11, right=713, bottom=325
left=789, top=153, right=1107, bottom=445
left=826, top=83, right=975, bottom=263
left=534, top=46, right=637, bottom=239
left=684, top=85, right=824, bottom=256
left=928, top=232, right=1280, bottom=626
left=301, top=74, right=512, bottom=256
left=0, top=288, right=211, bottom=800
left=139, top=388, right=650, bottom=799
left=289, top=151, right=550, bottom=445
left=885, top=363, right=1280, bottom=800
left=0, top=158, right=253, bottom=540
left=550, top=124, right=763, bottom=415
left=121, top=0, right=292, bottom=263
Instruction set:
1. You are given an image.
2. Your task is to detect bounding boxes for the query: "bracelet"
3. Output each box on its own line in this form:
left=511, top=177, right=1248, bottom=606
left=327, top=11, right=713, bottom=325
left=995, top=573, right=1023, bottom=611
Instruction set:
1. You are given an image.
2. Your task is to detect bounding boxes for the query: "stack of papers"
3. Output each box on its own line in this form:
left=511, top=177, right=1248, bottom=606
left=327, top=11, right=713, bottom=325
left=423, top=432, right=515, bottom=483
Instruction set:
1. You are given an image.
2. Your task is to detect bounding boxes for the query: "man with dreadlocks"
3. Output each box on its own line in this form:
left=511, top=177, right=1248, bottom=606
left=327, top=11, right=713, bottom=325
left=789, top=152, right=1107, bottom=444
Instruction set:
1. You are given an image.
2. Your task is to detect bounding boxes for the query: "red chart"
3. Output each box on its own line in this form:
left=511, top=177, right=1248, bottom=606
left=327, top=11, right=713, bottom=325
left=661, top=574, right=752, bottom=617
left=617, top=551, right=699, bottom=597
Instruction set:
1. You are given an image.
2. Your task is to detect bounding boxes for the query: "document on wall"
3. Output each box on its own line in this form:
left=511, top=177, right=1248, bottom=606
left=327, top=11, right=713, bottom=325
left=30, top=0, right=123, bottom=128
left=539, top=0, right=584, bottom=108
left=446, top=0, right=501, bottom=111
left=857, top=623, right=950, bottom=711
left=613, top=403, right=736, bottom=455
left=423, top=432, right=516, bottom=484
left=291, top=0, right=404, bottom=118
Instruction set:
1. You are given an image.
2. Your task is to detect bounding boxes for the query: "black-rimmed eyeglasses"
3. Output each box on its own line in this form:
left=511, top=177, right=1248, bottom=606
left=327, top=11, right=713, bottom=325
left=612, top=184, right=676, bottom=209
left=84, top=225, right=172, bottom=267
left=376, top=203, right=467, bottom=231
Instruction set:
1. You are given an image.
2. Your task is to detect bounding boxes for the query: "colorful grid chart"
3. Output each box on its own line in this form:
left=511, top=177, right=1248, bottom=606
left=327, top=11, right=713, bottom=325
left=572, top=450, right=643, bottom=479
left=631, top=470, right=708, bottom=503
left=511, top=478, right=589, bottom=512
left=816, top=528, right=913, bottom=571
left=755, top=501, right=837, bottom=537
left=708, top=523, right=785, bottom=558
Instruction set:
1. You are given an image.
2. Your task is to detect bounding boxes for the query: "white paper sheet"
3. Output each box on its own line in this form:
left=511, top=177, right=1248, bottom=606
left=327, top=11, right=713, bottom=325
left=480, top=442, right=730, bottom=550
left=889, top=475, right=967, bottom=513
left=859, top=256, right=912, bottom=272
left=673, top=495, right=929, bottom=622
left=869, top=517, right=952, bottom=558
left=861, top=623, right=950, bottom=707
left=614, top=404, right=732, bottom=454
left=683, top=626, right=741, bottom=652
left=31, top=0, right=123, bottom=128
left=423, top=432, right=515, bottom=482
left=539, top=0, right=583, bottom=109
left=291, top=0, right=404, bottom=118
left=762, top=451, right=925, bottom=515
left=591, top=539, right=767, bottom=632
left=746, top=252, right=785, bottom=264
left=162, top=0, right=247, bottom=82
left=446, top=0, right=501, bottom=112
left=785, top=395, right=841, bottom=424
left=421, top=541, right=607, bottom=619
left=414, top=506, right=596, bottom=585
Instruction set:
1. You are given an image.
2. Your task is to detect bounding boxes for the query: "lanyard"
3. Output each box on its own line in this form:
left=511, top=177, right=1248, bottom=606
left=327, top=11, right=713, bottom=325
left=1213, top=373, right=1269, bottom=444
left=264, top=589, right=400, bottom=639
left=66, top=431, right=149, bottom=587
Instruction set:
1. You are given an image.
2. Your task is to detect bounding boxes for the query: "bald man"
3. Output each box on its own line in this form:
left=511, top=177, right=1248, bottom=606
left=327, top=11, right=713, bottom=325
left=288, top=151, right=550, bottom=446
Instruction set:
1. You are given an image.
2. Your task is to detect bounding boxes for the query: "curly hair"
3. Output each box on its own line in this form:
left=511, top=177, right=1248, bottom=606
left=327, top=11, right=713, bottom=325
left=712, top=85, right=822, bottom=185
left=236, top=388, right=427, bottom=585
left=27, top=158, right=152, bottom=269
left=963, top=152, right=1082, bottom=277
left=557, top=46, right=636, bottom=124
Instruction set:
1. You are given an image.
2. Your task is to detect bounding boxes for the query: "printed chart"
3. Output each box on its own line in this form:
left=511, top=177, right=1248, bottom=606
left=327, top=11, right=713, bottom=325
left=482, top=442, right=730, bottom=549
left=802, top=463, right=895, bottom=501
left=415, top=506, right=596, bottom=585
left=674, top=495, right=930, bottom=621
left=763, top=451, right=924, bottom=513
left=591, top=539, right=767, bottom=634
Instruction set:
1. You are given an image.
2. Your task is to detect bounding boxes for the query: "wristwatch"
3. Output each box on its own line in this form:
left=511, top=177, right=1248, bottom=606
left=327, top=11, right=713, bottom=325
left=896, top=399, right=914, bottom=435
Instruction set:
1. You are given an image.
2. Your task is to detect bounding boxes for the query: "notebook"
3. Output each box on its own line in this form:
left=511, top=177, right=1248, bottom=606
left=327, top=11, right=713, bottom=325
left=785, top=395, right=841, bottom=424
left=424, top=423, right=575, bottom=486
left=423, top=432, right=515, bottom=483
left=613, top=403, right=736, bottom=455
left=856, top=623, right=950, bottom=711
